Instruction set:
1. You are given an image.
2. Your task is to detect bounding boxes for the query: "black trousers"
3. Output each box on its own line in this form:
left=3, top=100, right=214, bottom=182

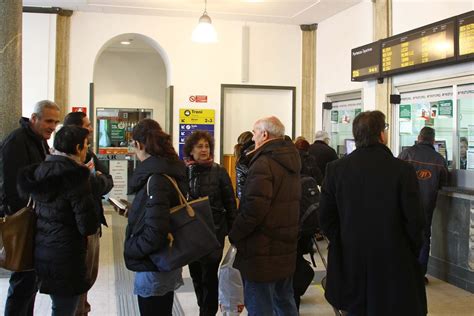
left=189, top=259, right=221, bottom=316
left=4, top=270, right=38, bottom=316
left=137, top=291, right=174, bottom=316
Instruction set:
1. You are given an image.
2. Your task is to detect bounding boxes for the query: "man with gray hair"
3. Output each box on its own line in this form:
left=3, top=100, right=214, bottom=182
left=308, top=130, right=338, bottom=177
left=0, top=100, right=60, bottom=316
left=229, top=116, right=301, bottom=316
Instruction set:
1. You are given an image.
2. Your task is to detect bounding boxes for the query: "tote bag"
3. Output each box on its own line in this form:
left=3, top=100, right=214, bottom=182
left=134, top=174, right=220, bottom=272
left=0, top=198, right=36, bottom=271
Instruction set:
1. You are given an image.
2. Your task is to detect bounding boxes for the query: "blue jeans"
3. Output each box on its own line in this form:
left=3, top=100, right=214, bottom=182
left=4, top=270, right=38, bottom=316
left=50, top=294, right=80, bottom=316
left=243, top=276, right=298, bottom=316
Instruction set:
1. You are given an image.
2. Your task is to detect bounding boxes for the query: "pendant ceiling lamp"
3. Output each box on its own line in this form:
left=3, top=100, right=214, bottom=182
left=192, top=0, right=218, bottom=43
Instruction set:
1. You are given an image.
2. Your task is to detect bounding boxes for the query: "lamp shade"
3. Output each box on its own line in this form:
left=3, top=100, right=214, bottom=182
left=192, top=13, right=218, bottom=43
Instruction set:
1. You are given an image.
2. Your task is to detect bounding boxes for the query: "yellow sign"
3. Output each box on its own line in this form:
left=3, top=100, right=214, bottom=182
left=179, top=109, right=215, bottom=124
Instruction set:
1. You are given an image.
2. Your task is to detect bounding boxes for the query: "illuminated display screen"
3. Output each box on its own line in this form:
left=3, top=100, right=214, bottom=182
left=458, top=11, right=474, bottom=60
left=381, top=18, right=456, bottom=76
left=351, top=42, right=380, bottom=81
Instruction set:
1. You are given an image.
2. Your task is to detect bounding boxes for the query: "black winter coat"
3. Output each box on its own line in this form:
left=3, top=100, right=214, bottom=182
left=187, top=162, right=237, bottom=246
left=229, top=138, right=301, bottom=282
left=308, top=140, right=338, bottom=177
left=18, top=155, right=99, bottom=295
left=319, top=143, right=427, bottom=316
left=235, top=140, right=255, bottom=200
left=299, top=150, right=323, bottom=185
left=398, top=142, right=448, bottom=217
left=0, top=118, right=49, bottom=215
left=124, top=155, right=187, bottom=272
left=86, top=150, right=114, bottom=226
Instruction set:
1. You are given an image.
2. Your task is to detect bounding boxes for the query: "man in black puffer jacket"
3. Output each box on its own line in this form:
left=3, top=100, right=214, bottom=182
left=0, top=100, right=60, bottom=316
left=230, top=116, right=301, bottom=316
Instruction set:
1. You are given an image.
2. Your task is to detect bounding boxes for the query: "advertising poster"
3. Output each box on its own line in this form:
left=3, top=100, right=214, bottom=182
left=399, top=104, right=412, bottom=120
left=179, top=109, right=215, bottom=159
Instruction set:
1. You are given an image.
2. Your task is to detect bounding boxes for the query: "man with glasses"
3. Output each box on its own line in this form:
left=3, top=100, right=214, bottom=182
left=399, top=127, right=448, bottom=284
left=319, top=110, right=427, bottom=316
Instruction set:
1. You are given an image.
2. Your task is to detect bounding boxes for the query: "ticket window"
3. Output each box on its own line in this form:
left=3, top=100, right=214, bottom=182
left=327, top=99, right=362, bottom=157
left=458, top=84, right=474, bottom=171
left=397, top=87, right=455, bottom=168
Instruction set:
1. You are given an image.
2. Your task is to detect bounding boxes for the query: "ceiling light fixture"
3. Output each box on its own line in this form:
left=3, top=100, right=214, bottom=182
left=120, top=39, right=132, bottom=45
left=192, top=0, right=217, bottom=43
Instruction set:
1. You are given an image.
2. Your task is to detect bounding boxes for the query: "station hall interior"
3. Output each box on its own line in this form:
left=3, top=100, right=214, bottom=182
left=0, top=0, right=474, bottom=315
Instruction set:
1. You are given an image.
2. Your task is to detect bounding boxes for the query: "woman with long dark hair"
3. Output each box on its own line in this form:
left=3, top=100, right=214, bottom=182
left=123, top=119, right=187, bottom=316
left=18, top=126, right=99, bottom=316
left=183, top=130, right=237, bottom=316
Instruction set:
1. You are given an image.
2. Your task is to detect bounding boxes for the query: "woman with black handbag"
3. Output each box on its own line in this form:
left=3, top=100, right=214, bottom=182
left=18, top=126, right=99, bottom=316
left=183, top=131, right=237, bottom=316
left=123, top=119, right=187, bottom=316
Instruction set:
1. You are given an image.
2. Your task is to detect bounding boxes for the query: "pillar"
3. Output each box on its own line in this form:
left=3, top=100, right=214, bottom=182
left=301, top=24, right=317, bottom=142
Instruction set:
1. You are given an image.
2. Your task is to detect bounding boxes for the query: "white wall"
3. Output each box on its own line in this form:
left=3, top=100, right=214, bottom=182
left=68, top=12, right=302, bottom=162
left=315, top=1, right=374, bottom=132
left=22, top=13, right=56, bottom=117
left=94, top=51, right=167, bottom=127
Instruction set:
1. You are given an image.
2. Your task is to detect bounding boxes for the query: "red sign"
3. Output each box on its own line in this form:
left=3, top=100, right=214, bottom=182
left=72, top=106, right=87, bottom=115
left=189, top=95, right=208, bottom=103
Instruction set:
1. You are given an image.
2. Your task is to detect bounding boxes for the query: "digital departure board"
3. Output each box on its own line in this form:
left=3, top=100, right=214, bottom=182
left=458, top=11, right=474, bottom=61
left=351, top=42, right=380, bottom=81
left=381, top=18, right=456, bottom=76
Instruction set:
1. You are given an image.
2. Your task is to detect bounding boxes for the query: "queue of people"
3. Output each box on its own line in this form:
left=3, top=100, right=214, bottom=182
left=0, top=100, right=451, bottom=316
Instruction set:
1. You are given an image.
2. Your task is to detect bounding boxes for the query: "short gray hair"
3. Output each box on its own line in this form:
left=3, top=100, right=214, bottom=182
left=32, top=100, right=60, bottom=118
left=254, top=116, right=285, bottom=138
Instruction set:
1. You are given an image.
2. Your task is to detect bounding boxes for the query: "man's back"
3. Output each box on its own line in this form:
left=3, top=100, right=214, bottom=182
left=308, top=140, right=338, bottom=176
left=398, top=143, right=448, bottom=213
left=320, top=143, right=426, bottom=316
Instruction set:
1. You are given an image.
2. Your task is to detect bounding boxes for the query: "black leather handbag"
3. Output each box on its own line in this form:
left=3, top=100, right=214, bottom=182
left=133, top=174, right=220, bottom=272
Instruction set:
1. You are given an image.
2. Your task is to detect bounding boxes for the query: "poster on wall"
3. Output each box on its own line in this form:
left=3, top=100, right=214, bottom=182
left=399, top=104, right=412, bottom=120
left=178, top=109, right=215, bottom=160
left=109, top=160, right=128, bottom=200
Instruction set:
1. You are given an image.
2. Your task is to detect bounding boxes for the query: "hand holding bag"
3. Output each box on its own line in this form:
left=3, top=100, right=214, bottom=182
left=0, top=197, right=36, bottom=271
left=132, top=174, right=220, bottom=272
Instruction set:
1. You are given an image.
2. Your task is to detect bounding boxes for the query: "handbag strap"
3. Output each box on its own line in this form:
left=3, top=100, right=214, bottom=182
left=162, top=174, right=195, bottom=217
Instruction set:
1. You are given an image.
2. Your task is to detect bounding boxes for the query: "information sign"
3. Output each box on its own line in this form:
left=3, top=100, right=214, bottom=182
left=458, top=11, right=474, bottom=61
left=351, top=42, right=381, bottom=81
left=179, top=109, right=215, bottom=159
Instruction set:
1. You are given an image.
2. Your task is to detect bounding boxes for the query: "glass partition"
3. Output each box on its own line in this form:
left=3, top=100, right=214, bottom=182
left=328, top=99, right=362, bottom=157
left=458, top=84, right=474, bottom=170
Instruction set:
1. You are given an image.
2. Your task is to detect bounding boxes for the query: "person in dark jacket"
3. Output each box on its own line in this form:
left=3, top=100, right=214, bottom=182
left=123, top=119, right=187, bottom=316
left=0, top=100, right=60, bottom=316
left=398, top=127, right=448, bottom=282
left=308, top=130, right=338, bottom=177
left=17, top=126, right=99, bottom=316
left=234, top=131, right=254, bottom=200
left=229, top=116, right=301, bottom=316
left=63, top=111, right=114, bottom=316
left=295, top=138, right=323, bottom=186
left=183, top=130, right=237, bottom=316
left=319, top=111, right=427, bottom=316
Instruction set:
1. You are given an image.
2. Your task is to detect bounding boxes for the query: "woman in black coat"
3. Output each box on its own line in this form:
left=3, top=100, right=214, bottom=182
left=18, top=126, right=99, bottom=316
left=183, top=130, right=237, bottom=316
left=123, top=119, right=187, bottom=316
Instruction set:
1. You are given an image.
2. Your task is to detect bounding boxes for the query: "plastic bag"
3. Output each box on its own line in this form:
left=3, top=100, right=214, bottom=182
left=218, top=245, right=245, bottom=315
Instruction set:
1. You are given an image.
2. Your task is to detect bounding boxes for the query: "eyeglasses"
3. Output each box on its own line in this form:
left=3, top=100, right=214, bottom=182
left=384, top=123, right=390, bottom=130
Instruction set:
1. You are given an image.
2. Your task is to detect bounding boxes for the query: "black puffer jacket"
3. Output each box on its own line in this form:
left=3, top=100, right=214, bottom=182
left=187, top=162, right=237, bottom=245
left=0, top=118, right=49, bottom=215
left=230, top=138, right=301, bottom=282
left=124, top=155, right=187, bottom=272
left=299, top=150, right=323, bottom=185
left=18, top=155, right=99, bottom=295
left=235, top=140, right=255, bottom=200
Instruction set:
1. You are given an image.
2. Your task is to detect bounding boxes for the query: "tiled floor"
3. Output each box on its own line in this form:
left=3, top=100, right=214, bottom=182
left=0, top=207, right=473, bottom=315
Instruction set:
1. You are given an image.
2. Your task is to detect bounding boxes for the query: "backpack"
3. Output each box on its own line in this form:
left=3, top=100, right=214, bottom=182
left=299, top=175, right=320, bottom=238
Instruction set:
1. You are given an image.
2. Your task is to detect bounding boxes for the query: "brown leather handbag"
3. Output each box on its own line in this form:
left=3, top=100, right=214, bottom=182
left=0, top=198, right=36, bottom=271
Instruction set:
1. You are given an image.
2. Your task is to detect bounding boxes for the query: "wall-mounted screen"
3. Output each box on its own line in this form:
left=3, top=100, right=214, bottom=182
left=458, top=11, right=474, bottom=61
left=381, top=18, right=456, bottom=76
left=345, top=139, right=356, bottom=155
left=351, top=42, right=381, bottom=81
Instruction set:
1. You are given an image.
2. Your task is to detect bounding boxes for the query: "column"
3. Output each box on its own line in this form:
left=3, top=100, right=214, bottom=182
left=0, top=1, right=22, bottom=140
left=374, top=0, right=393, bottom=145
left=300, top=24, right=317, bottom=142
left=55, top=12, right=73, bottom=121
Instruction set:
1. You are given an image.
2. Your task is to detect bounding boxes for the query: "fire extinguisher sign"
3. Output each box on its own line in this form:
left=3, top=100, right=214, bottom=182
left=72, top=107, right=87, bottom=115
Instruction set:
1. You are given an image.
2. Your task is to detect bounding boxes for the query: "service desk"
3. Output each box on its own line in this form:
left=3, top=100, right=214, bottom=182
left=429, top=187, right=474, bottom=293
